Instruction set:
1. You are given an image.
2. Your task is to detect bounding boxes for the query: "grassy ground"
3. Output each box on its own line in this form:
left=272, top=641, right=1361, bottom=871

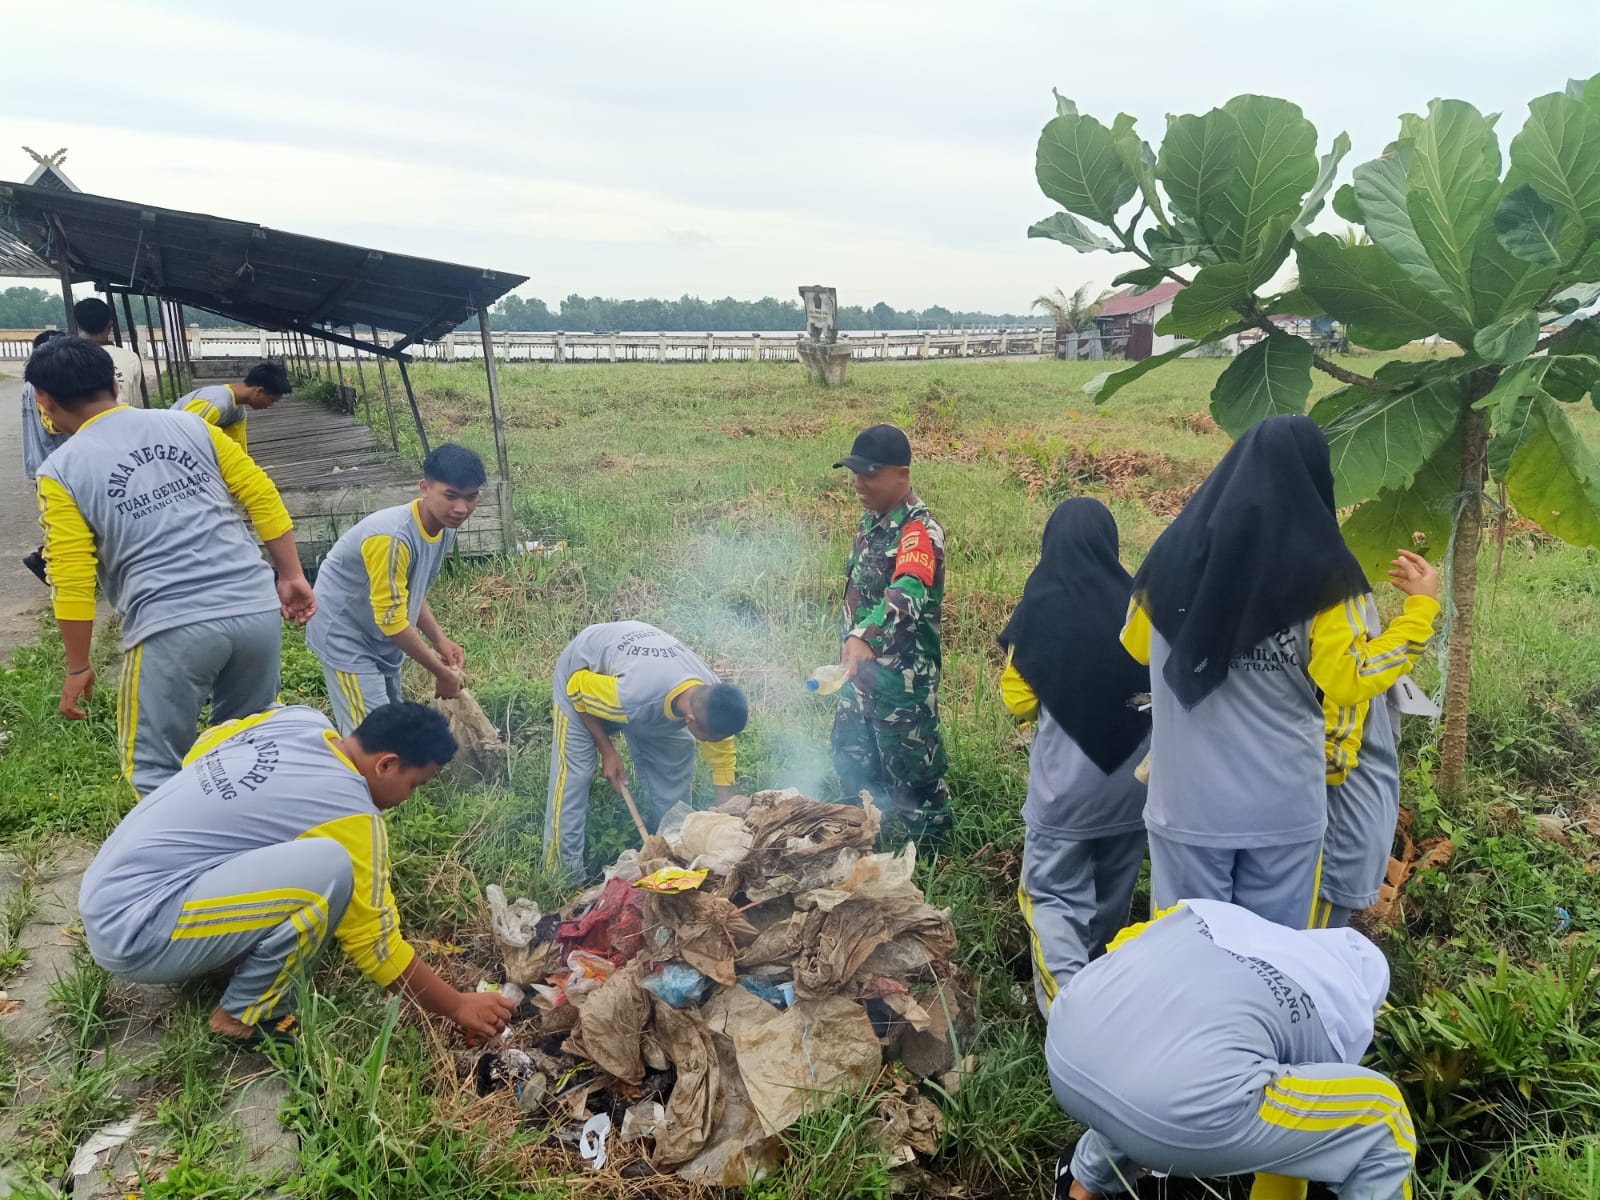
left=2, top=355, right=1598, bottom=1198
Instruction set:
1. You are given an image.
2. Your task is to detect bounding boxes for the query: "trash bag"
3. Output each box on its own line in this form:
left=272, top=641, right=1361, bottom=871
left=431, top=691, right=509, bottom=784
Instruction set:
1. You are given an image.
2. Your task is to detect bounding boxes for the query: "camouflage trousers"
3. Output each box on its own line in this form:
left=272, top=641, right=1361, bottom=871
left=831, top=664, right=949, bottom=844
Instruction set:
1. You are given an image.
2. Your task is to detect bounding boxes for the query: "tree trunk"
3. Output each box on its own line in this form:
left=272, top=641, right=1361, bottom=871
left=1439, top=403, right=1489, bottom=796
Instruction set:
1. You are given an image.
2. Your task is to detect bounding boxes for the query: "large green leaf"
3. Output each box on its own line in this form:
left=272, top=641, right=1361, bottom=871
left=1294, top=234, right=1467, bottom=349
left=1213, top=95, right=1320, bottom=264
left=1157, top=261, right=1255, bottom=337
left=1352, top=151, right=1457, bottom=310
left=1311, top=367, right=1466, bottom=506
left=1036, top=114, right=1140, bottom=226
left=1469, top=215, right=1561, bottom=327
left=1501, top=393, right=1600, bottom=547
left=1144, top=221, right=1216, bottom=267
left=1331, top=183, right=1361, bottom=223
left=1341, top=427, right=1462, bottom=583
left=1493, top=184, right=1575, bottom=266
left=1027, top=211, right=1116, bottom=252
left=1473, top=310, right=1540, bottom=364
left=1209, top=332, right=1314, bottom=436
left=1111, top=111, right=1169, bottom=228
left=1507, top=92, right=1600, bottom=243
left=1083, top=321, right=1248, bottom=403
left=1156, top=108, right=1238, bottom=248
left=1112, top=264, right=1169, bottom=291
left=1294, top=131, right=1352, bottom=236
left=1543, top=353, right=1600, bottom=404
left=1565, top=74, right=1600, bottom=113
left=1400, top=100, right=1503, bottom=318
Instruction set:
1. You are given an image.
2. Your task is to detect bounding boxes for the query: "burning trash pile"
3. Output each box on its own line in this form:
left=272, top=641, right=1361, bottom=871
left=471, top=789, right=971, bottom=1185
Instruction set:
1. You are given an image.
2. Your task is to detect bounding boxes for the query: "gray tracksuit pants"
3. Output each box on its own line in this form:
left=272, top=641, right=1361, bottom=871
left=1019, top=826, right=1146, bottom=1017
left=543, top=697, right=696, bottom=874
left=120, top=610, right=282, bottom=797
left=1047, top=909, right=1415, bottom=1199
left=1148, top=830, right=1324, bottom=930
left=87, top=837, right=353, bottom=1024
left=324, top=663, right=404, bottom=736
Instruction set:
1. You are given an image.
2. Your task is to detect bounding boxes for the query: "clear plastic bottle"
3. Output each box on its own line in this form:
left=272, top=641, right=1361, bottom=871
left=805, top=664, right=849, bottom=695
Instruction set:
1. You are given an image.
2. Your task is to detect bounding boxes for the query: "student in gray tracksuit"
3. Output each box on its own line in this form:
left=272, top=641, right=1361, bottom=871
left=27, top=337, right=316, bottom=797
left=1047, top=899, right=1413, bottom=1200
left=78, top=703, right=514, bottom=1047
left=1314, top=594, right=1439, bottom=928
left=998, top=499, right=1151, bottom=1016
left=1120, top=416, right=1434, bottom=928
left=545, top=621, right=750, bottom=874
left=305, top=445, right=484, bottom=734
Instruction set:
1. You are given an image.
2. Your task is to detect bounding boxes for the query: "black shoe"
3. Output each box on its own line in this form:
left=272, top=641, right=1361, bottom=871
left=1054, top=1146, right=1074, bottom=1200
left=22, top=550, right=47, bottom=585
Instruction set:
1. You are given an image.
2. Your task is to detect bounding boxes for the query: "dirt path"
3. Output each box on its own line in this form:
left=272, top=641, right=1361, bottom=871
left=0, top=374, right=48, bottom=659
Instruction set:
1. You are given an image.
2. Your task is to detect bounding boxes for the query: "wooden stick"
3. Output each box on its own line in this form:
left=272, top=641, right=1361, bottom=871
left=617, top=781, right=650, bottom=841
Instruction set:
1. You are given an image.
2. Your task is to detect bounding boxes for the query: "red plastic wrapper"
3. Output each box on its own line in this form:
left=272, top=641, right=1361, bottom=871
left=558, top=875, right=646, bottom=963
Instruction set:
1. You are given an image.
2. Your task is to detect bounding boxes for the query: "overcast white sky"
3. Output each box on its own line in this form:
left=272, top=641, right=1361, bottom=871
left=1, top=0, right=1595, bottom=314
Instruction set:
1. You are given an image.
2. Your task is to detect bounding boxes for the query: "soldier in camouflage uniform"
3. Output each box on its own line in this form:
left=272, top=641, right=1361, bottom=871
left=830, top=424, right=950, bottom=843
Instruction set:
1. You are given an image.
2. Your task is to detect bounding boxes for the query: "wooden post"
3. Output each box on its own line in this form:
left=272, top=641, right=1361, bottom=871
left=372, top=327, right=400, bottom=452
left=146, top=295, right=166, bottom=402
left=751, top=335, right=761, bottom=363
left=396, top=357, right=432, bottom=458
left=608, top=335, right=618, bottom=363
left=658, top=333, right=668, bottom=364
left=478, top=316, right=513, bottom=489
left=706, top=333, right=716, bottom=362
left=554, top=333, right=565, bottom=365
left=332, top=334, right=346, bottom=391
left=352, top=327, right=368, bottom=394
left=58, top=257, right=78, bottom=335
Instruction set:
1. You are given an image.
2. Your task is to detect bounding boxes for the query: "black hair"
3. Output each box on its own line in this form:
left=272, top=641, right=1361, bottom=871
left=24, top=336, right=116, bottom=409
left=71, top=298, right=113, bottom=336
left=31, top=329, right=64, bottom=350
left=697, top=683, right=749, bottom=741
left=244, top=360, right=292, bottom=394
left=352, top=701, right=458, bottom=768
left=423, top=443, right=487, bottom=489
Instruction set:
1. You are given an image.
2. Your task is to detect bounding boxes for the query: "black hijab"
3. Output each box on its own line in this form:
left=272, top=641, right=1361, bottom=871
left=998, top=498, right=1151, bottom=773
left=1131, top=414, right=1369, bottom=709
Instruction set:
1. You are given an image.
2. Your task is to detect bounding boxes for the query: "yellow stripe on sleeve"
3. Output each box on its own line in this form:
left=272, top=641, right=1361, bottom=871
left=567, top=670, right=628, bottom=722
left=301, top=814, right=416, bottom=987
left=697, top=736, right=737, bottom=787
left=999, top=649, right=1041, bottom=722
left=1120, top=600, right=1152, bottom=666
left=37, top=476, right=98, bottom=620
left=204, top=422, right=292, bottom=541
left=360, top=536, right=412, bottom=635
left=184, top=708, right=283, bottom=765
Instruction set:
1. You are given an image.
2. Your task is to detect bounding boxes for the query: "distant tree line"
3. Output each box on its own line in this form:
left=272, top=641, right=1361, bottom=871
left=0, top=286, right=238, bottom=329
left=487, top=293, right=1046, bottom=332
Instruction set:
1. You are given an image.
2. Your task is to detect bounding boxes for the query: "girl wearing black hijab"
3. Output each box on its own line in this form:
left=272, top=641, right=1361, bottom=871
left=1119, top=414, right=1438, bottom=928
left=999, top=498, right=1151, bottom=1016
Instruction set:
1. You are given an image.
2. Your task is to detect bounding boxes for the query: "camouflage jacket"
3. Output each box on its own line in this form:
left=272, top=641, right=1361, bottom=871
left=843, top=493, right=945, bottom=682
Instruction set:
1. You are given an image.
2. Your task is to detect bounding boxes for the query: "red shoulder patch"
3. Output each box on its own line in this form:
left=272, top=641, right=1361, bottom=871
left=892, top=520, right=937, bottom=587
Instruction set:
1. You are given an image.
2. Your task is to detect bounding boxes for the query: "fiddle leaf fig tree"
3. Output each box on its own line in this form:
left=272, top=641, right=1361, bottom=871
left=1029, top=79, right=1600, bottom=794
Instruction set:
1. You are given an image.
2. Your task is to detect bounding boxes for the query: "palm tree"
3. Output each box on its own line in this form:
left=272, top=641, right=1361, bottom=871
left=1032, top=285, right=1109, bottom=334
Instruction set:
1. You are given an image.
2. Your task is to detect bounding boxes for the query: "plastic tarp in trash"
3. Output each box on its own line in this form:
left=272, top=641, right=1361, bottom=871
left=646, top=889, right=758, bottom=985
left=567, top=960, right=649, bottom=1083
left=648, top=995, right=723, bottom=1168
left=704, top=985, right=882, bottom=1137
left=791, top=896, right=957, bottom=999
left=739, top=792, right=881, bottom=900
left=432, top=691, right=509, bottom=783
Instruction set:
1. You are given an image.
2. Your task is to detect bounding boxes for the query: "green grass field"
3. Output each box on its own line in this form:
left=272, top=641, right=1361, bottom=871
left=2, top=355, right=1598, bottom=1198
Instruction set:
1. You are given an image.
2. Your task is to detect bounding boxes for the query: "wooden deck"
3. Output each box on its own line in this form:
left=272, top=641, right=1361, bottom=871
left=235, top=390, right=513, bottom=566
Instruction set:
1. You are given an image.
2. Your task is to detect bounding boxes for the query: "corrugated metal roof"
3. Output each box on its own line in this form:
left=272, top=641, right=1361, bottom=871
left=0, top=181, right=527, bottom=347
left=1096, top=279, right=1185, bottom=318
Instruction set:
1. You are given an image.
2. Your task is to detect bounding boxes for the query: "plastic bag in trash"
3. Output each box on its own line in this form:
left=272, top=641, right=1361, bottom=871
left=620, top=1101, right=665, bottom=1142
left=641, top=962, right=711, bottom=1009
left=678, top=811, right=753, bottom=874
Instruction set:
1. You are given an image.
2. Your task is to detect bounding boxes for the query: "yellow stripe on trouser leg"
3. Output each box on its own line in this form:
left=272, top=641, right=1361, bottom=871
left=118, top=644, right=144, bottom=783
left=241, top=899, right=326, bottom=1025
left=338, top=672, right=367, bottom=723
left=1016, top=883, right=1058, bottom=1003
left=1305, top=851, right=1324, bottom=929
left=546, top=709, right=569, bottom=870
left=1262, top=1077, right=1417, bottom=1153
left=1249, top=1173, right=1308, bottom=1200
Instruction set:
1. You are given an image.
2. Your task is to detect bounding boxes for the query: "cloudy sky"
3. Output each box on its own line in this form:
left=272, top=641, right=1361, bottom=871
left=1, top=0, right=1595, bottom=314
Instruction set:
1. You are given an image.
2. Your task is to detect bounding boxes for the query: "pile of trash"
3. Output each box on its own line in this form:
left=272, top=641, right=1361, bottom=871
left=472, top=789, right=970, bottom=1185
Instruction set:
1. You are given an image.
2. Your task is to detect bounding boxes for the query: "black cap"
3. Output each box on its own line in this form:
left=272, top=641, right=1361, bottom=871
left=833, top=424, right=911, bottom=473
